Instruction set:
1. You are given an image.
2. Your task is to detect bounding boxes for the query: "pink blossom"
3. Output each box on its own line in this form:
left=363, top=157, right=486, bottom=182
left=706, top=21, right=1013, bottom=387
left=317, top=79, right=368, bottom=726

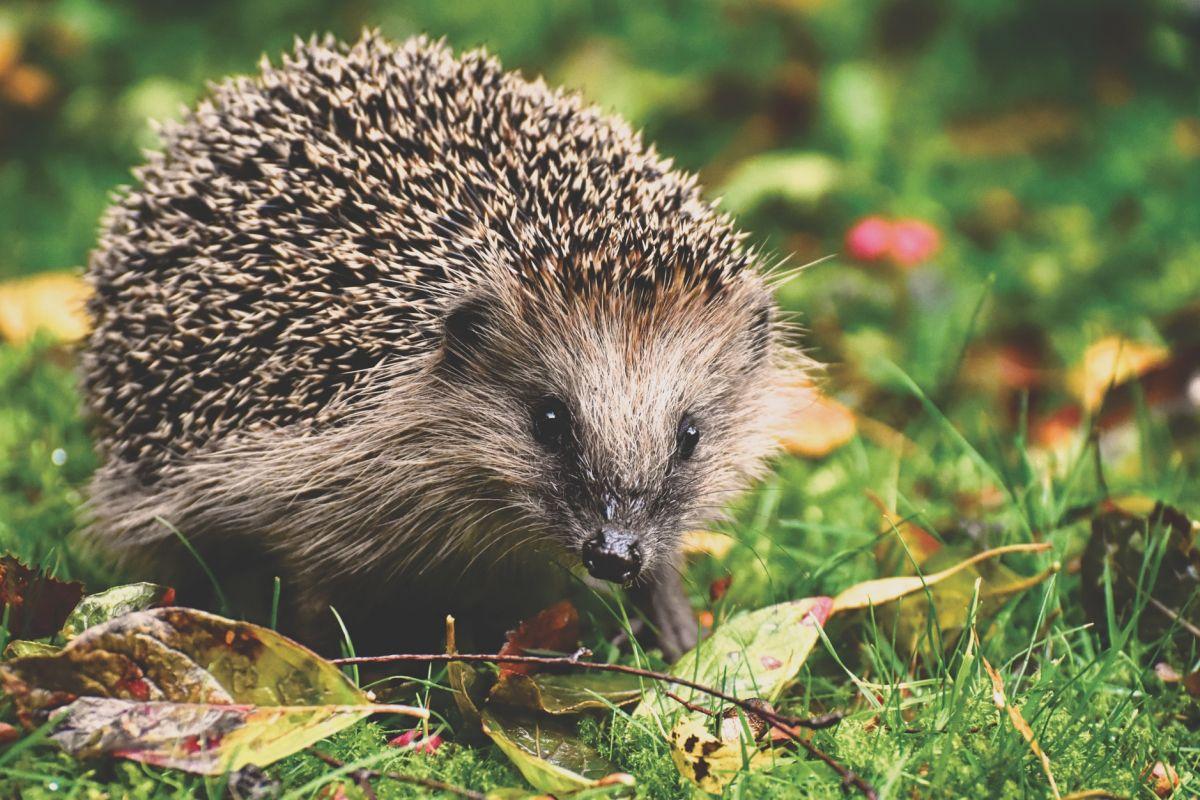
left=845, top=216, right=893, bottom=262
left=889, top=218, right=941, bottom=267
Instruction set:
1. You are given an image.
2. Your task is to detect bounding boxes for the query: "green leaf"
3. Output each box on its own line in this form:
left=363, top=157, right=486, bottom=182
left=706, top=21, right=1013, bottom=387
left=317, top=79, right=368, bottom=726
left=488, top=671, right=644, bottom=715
left=480, top=708, right=628, bottom=794
left=57, top=582, right=173, bottom=642
left=637, top=596, right=832, bottom=718
left=3, top=639, right=60, bottom=659
left=0, top=608, right=425, bottom=774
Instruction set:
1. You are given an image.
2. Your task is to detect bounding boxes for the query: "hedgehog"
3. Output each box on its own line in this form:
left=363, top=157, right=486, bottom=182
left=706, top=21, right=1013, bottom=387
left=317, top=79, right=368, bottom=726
left=81, top=32, right=808, bottom=660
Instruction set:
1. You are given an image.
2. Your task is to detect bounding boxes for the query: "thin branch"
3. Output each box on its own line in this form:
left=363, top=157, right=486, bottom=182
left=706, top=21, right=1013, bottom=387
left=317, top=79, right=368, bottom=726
left=334, top=649, right=874, bottom=799
left=309, top=749, right=485, bottom=800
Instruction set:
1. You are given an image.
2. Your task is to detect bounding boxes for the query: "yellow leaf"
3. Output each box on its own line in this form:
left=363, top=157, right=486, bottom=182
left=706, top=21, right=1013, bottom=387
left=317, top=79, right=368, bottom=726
left=780, top=384, right=856, bottom=458
left=668, top=717, right=770, bottom=794
left=830, top=542, right=1051, bottom=614
left=681, top=530, right=735, bottom=559
left=1070, top=335, right=1169, bottom=413
left=0, top=272, right=90, bottom=343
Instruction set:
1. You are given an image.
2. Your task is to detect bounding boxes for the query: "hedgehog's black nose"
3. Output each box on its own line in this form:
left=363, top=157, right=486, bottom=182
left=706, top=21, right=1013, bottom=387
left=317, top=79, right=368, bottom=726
left=582, top=528, right=642, bottom=584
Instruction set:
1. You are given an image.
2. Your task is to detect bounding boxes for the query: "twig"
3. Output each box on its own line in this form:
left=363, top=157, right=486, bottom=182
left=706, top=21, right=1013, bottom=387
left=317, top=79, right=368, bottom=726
left=334, top=649, right=874, bottom=798
left=665, top=690, right=714, bottom=716
left=309, top=749, right=485, bottom=800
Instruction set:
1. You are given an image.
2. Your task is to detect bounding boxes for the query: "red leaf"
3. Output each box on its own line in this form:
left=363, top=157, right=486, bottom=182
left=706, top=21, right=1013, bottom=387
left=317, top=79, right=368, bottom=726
left=498, top=601, right=580, bottom=677
left=0, top=556, right=83, bottom=639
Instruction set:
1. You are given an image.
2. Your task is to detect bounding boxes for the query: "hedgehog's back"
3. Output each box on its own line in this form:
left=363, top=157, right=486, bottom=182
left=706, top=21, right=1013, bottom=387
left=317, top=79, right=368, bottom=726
left=83, top=32, right=734, bottom=485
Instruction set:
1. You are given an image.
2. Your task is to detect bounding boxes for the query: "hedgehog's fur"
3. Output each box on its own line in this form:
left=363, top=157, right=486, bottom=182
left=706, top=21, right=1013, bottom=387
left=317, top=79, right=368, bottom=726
left=83, top=32, right=807, bottom=656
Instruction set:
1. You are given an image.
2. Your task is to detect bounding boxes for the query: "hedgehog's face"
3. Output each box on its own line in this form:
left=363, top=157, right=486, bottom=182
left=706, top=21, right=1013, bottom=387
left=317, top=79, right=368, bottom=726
left=436, top=278, right=793, bottom=586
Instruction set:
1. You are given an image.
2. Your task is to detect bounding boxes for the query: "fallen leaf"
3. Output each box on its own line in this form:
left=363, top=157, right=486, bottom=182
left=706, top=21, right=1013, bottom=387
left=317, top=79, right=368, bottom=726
left=480, top=708, right=626, bottom=794
left=668, top=716, right=771, bottom=794
left=49, top=696, right=419, bottom=774
left=1070, top=336, right=1170, bottom=413
left=831, top=542, right=1051, bottom=613
left=0, top=607, right=424, bottom=773
left=58, top=582, right=174, bottom=642
left=3, top=640, right=60, bottom=659
left=981, top=651, right=1060, bottom=799
left=0, top=272, right=90, bottom=343
left=781, top=384, right=856, bottom=458
left=682, top=530, right=735, bottom=559
left=489, top=671, right=643, bottom=715
left=1143, top=761, right=1180, bottom=798
left=638, top=596, right=831, bottom=719
left=498, top=601, right=580, bottom=677
left=1080, top=502, right=1200, bottom=646
left=445, top=616, right=487, bottom=731
left=0, top=556, right=83, bottom=640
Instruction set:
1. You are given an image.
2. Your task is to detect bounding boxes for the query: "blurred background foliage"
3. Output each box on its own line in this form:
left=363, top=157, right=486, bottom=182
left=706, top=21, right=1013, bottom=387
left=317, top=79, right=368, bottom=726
left=0, top=0, right=1198, bottom=568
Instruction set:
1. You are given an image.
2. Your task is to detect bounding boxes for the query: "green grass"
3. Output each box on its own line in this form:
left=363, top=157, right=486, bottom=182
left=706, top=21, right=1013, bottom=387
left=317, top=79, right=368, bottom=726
left=0, top=335, right=1197, bottom=799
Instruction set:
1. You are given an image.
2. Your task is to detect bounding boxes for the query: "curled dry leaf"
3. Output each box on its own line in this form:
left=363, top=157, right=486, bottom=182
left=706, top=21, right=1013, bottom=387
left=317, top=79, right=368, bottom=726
left=498, top=600, right=580, bottom=677
left=0, top=556, right=83, bottom=640
left=1071, top=335, right=1169, bottom=413
left=831, top=542, right=1052, bottom=613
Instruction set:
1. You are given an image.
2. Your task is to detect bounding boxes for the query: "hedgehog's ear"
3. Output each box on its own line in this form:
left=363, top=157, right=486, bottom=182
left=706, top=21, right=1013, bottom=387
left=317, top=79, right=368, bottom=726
left=440, top=295, right=494, bottom=370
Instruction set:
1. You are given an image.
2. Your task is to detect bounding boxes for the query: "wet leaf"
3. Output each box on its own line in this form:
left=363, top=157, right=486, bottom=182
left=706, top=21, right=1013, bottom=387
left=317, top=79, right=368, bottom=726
left=639, top=596, right=831, bottom=719
left=498, top=600, right=579, bottom=677
left=0, top=556, right=84, bottom=640
left=480, top=707, right=626, bottom=794
left=668, top=716, right=770, bottom=794
left=831, top=542, right=1051, bottom=613
left=489, top=671, right=643, bottom=715
left=58, top=582, right=174, bottom=641
left=0, top=272, right=90, bottom=343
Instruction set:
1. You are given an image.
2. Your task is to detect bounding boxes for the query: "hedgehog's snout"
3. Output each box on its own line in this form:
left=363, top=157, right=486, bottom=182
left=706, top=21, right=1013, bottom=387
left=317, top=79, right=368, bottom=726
left=581, top=526, right=642, bottom=585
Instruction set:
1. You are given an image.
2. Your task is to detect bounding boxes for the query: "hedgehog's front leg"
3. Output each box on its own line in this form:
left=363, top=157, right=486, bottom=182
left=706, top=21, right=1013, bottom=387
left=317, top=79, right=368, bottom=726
left=630, top=565, right=698, bottom=662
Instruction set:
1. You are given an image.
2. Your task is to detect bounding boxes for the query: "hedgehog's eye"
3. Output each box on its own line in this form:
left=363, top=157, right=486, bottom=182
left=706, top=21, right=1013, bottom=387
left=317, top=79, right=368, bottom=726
left=532, top=397, right=571, bottom=450
left=676, top=415, right=700, bottom=460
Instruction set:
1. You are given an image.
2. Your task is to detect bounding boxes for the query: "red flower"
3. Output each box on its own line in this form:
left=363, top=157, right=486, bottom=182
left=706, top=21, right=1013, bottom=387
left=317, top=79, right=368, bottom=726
left=388, top=729, right=443, bottom=754
left=889, top=218, right=942, bottom=267
left=845, top=216, right=893, bottom=262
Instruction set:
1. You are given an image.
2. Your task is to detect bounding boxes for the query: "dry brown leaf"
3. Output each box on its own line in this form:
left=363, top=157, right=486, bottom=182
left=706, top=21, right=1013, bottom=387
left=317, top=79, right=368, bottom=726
left=1070, top=336, right=1169, bottom=413
left=780, top=384, right=856, bottom=458
left=981, top=651, right=1060, bottom=799
left=0, top=272, right=90, bottom=343
left=1142, top=761, right=1180, bottom=798
left=497, top=601, right=579, bottom=677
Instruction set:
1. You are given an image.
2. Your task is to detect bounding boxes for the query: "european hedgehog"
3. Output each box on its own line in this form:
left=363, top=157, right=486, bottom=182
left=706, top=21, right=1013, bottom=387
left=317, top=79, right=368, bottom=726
left=82, top=32, right=807, bottom=659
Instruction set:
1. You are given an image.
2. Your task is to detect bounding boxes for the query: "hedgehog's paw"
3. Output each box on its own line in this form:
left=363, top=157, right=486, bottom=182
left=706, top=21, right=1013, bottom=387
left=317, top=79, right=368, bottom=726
left=632, top=568, right=698, bottom=662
